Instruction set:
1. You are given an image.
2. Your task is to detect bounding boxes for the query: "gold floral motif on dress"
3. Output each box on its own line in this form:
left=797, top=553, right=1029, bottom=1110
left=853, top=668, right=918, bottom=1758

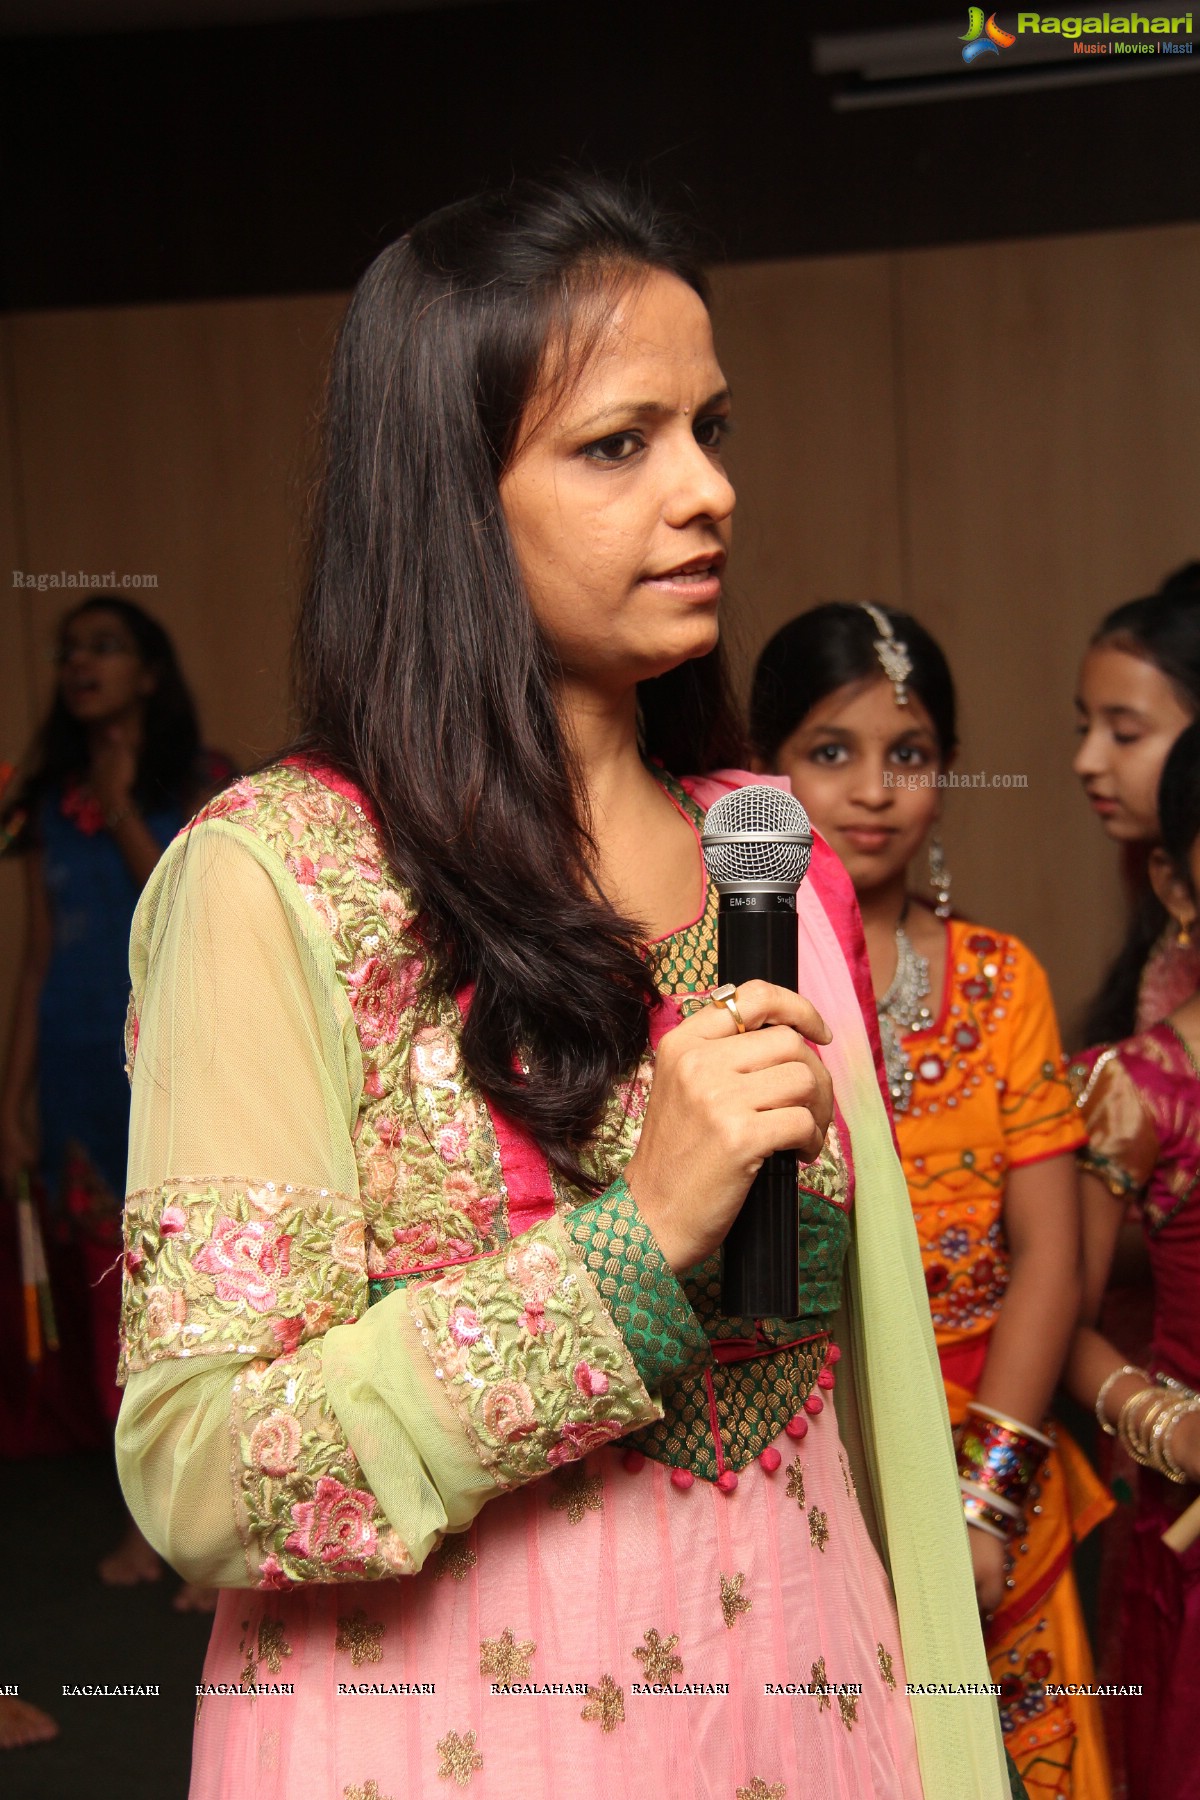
left=239, top=1613, right=293, bottom=1686
left=633, top=1628, right=683, bottom=1684
left=838, top=1691, right=858, bottom=1730
left=877, top=1643, right=896, bottom=1690
left=581, top=1675, right=625, bottom=1732
left=547, top=1462, right=604, bottom=1525
left=479, top=1627, right=536, bottom=1687
left=736, top=1781, right=786, bottom=1800
left=785, top=1460, right=805, bottom=1506
left=811, top=1657, right=831, bottom=1711
left=720, top=1573, right=752, bottom=1629
left=408, top=1219, right=651, bottom=1489
left=808, top=1505, right=829, bottom=1553
left=432, top=1536, right=477, bottom=1582
left=435, top=1732, right=483, bottom=1787
left=344, top=1783, right=392, bottom=1800
left=839, top=1451, right=857, bottom=1500
left=336, top=1611, right=385, bottom=1667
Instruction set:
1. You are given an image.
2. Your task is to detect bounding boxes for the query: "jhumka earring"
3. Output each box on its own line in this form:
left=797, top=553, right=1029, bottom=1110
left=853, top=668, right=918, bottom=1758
left=929, top=830, right=952, bottom=920
left=1179, top=919, right=1193, bottom=949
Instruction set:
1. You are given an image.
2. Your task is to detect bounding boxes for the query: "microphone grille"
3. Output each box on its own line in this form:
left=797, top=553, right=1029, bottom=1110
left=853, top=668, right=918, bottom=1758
left=701, top=785, right=813, bottom=890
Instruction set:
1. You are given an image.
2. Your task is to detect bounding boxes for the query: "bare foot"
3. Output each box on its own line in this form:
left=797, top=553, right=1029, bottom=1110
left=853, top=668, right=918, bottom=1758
left=0, top=1697, right=58, bottom=1749
left=172, top=1581, right=218, bottom=1613
left=98, top=1519, right=162, bottom=1586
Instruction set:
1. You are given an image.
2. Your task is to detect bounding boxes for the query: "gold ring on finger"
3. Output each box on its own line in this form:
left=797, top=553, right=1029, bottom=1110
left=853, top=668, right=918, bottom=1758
left=710, top=982, right=747, bottom=1034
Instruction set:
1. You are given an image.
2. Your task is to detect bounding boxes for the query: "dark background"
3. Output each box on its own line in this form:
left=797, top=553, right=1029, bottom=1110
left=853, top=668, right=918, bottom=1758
left=2, top=3, right=1191, bottom=1794
left=3, top=0, right=1199, bottom=311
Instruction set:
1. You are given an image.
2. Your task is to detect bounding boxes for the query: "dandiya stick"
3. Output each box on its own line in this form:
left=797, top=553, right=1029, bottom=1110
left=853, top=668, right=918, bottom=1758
left=1162, top=1492, right=1200, bottom=1555
left=28, top=1194, right=59, bottom=1351
left=16, top=1174, right=42, bottom=1366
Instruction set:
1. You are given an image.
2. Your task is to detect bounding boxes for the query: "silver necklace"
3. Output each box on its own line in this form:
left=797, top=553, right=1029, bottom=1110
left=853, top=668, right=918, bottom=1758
left=877, top=912, right=933, bottom=1114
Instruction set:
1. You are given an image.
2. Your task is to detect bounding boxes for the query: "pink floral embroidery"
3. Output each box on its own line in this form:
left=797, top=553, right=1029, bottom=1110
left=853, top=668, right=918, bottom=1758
left=365, top=1149, right=398, bottom=1196
left=573, top=1360, right=610, bottom=1398
left=304, top=1299, right=335, bottom=1335
left=257, top=1556, right=295, bottom=1591
left=194, top=1216, right=291, bottom=1312
left=519, top=1301, right=546, bottom=1337
left=347, top=956, right=418, bottom=1052
left=144, top=1285, right=187, bottom=1340
left=200, top=776, right=262, bottom=821
left=480, top=1380, right=537, bottom=1443
left=330, top=1220, right=366, bottom=1274
left=286, top=852, right=318, bottom=885
left=363, top=1068, right=386, bottom=1101
left=449, top=1306, right=484, bottom=1345
left=437, top=1121, right=469, bottom=1164
left=249, top=1410, right=302, bottom=1477
left=125, top=1246, right=145, bottom=1275
left=284, top=1475, right=379, bottom=1572
left=272, top=1315, right=305, bottom=1354
left=304, top=891, right=340, bottom=935
left=505, top=1240, right=561, bottom=1303
left=546, top=1420, right=621, bottom=1466
left=443, top=1171, right=498, bottom=1234
left=159, top=1204, right=187, bottom=1237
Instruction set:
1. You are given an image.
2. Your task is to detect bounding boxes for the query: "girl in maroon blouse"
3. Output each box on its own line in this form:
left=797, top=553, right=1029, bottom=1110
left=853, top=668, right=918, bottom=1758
left=1068, top=717, right=1200, bottom=1800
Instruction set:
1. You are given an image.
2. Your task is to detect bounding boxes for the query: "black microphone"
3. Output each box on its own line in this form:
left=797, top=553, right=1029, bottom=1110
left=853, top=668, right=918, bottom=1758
left=701, top=786, right=813, bottom=1318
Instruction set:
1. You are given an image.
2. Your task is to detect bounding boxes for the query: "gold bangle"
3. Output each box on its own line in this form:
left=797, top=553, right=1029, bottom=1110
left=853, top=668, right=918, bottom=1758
left=1153, top=1401, right=1197, bottom=1484
left=1095, top=1364, right=1149, bottom=1438
left=1116, top=1388, right=1153, bottom=1464
left=1119, top=1387, right=1172, bottom=1467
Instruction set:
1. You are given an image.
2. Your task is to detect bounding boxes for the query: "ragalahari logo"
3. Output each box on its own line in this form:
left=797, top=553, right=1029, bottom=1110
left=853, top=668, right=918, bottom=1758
left=961, top=8, right=1018, bottom=57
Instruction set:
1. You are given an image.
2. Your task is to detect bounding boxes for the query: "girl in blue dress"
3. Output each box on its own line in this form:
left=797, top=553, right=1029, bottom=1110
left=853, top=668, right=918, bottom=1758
left=1, top=594, right=228, bottom=1609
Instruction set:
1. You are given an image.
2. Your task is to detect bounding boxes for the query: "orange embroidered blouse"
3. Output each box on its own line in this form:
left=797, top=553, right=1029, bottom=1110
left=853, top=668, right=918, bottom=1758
left=895, top=920, right=1085, bottom=1355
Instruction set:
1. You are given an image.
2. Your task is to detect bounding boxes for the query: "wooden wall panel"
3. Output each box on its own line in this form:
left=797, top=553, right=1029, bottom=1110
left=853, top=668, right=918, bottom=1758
left=2, top=223, right=1198, bottom=1059
left=895, top=223, right=1200, bottom=1035
left=707, top=255, right=904, bottom=688
left=0, top=292, right=346, bottom=1049
left=8, top=291, right=347, bottom=770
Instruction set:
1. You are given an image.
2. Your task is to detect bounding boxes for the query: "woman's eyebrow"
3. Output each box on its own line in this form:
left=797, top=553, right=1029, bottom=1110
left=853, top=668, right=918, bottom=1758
left=571, top=387, right=731, bottom=435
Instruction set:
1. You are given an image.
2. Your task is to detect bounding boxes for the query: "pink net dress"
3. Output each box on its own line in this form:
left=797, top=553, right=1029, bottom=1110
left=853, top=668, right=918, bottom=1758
left=114, top=763, right=1010, bottom=1800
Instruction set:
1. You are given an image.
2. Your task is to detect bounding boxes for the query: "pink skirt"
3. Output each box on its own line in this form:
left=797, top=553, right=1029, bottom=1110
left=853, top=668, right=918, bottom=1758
left=190, top=1402, right=924, bottom=1799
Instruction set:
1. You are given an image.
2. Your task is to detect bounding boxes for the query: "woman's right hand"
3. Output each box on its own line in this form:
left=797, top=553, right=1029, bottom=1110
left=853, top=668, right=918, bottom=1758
left=624, top=980, right=834, bottom=1275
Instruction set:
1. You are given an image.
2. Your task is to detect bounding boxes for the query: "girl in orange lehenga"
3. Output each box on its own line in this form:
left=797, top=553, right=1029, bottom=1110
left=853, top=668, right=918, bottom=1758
left=753, top=602, right=1114, bottom=1800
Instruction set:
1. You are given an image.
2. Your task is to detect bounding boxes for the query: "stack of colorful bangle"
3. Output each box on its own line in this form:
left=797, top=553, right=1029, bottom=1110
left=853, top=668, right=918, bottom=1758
left=1106, top=1372, right=1200, bottom=1486
left=956, top=1402, right=1052, bottom=1541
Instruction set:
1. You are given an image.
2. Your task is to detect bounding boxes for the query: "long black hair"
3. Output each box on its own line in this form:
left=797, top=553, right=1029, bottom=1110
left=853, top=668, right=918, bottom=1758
left=1159, top=719, right=1200, bottom=883
left=1, top=594, right=201, bottom=851
left=293, top=173, right=744, bottom=1189
left=749, top=601, right=958, bottom=763
left=1081, top=583, right=1200, bottom=1045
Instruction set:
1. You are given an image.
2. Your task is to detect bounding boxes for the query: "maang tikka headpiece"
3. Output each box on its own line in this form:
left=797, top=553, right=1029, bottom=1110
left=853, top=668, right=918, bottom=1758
left=861, top=603, right=912, bottom=707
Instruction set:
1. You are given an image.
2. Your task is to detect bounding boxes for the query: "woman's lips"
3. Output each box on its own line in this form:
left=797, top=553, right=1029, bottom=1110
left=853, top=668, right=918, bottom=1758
left=639, top=567, right=723, bottom=602
left=1086, top=793, right=1119, bottom=818
left=839, top=826, right=896, bottom=852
